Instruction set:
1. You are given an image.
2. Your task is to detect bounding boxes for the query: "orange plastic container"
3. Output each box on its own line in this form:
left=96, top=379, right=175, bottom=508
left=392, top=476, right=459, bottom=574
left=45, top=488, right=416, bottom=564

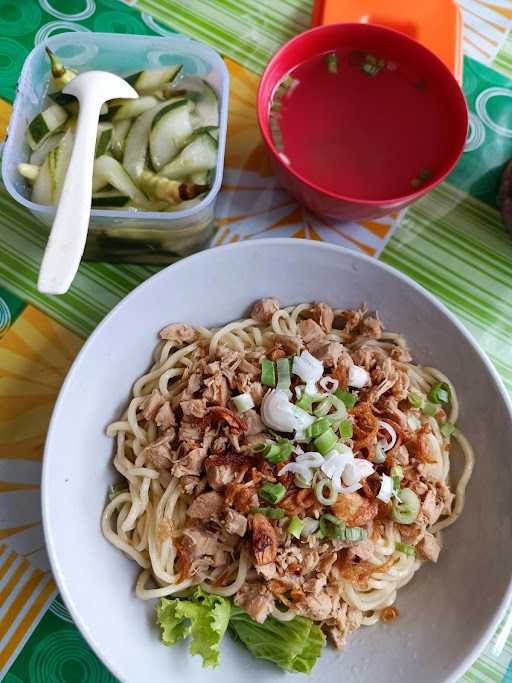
left=311, top=0, right=463, bottom=82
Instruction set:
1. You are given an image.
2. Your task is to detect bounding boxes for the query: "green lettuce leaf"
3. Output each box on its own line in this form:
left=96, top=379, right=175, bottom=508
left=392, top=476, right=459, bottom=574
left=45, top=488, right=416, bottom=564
left=229, top=605, right=326, bottom=673
left=156, top=588, right=231, bottom=668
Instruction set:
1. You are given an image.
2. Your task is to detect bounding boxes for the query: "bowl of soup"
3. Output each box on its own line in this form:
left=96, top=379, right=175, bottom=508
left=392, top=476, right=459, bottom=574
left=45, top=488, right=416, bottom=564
left=257, top=23, right=468, bottom=221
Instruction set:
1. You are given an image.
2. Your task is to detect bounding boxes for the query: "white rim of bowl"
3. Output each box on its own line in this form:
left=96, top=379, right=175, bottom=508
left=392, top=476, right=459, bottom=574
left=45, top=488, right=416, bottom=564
left=41, top=238, right=512, bottom=683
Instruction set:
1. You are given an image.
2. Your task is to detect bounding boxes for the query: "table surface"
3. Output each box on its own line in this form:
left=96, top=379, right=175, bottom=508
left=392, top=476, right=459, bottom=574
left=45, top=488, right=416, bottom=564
left=0, top=1, right=511, bottom=681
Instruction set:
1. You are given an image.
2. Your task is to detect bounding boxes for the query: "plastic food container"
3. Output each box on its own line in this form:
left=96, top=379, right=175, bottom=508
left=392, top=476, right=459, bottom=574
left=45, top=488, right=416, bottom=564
left=1, top=32, right=229, bottom=264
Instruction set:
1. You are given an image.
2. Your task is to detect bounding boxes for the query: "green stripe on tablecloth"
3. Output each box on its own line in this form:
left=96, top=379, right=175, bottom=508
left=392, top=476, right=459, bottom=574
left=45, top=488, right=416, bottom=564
left=494, top=32, right=512, bottom=78
left=134, top=0, right=312, bottom=72
left=0, top=285, right=25, bottom=336
left=0, top=185, right=157, bottom=338
left=381, top=182, right=512, bottom=394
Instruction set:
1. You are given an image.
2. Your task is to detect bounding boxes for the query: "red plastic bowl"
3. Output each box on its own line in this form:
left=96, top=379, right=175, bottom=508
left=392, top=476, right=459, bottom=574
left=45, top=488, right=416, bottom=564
left=257, top=23, right=468, bottom=221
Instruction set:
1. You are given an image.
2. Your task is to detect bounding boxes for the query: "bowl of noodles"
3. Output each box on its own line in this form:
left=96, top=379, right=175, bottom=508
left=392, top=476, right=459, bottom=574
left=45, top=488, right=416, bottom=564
left=42, top=238, right=512, bottom=683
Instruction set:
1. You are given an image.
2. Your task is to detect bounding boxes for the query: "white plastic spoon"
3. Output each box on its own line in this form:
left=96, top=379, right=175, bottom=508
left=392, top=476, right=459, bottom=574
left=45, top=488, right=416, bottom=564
left=37, top=71, right=138, bottom=295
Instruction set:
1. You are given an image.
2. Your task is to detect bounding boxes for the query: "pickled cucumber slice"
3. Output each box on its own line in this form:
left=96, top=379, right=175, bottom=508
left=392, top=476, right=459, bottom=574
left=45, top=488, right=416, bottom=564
left=27, top=104, right=68, bottom=150
left=149, top=99, right=193, bottom=171
left=159, top=133, right=217, bottom=179
left=126, top=65, right=182, bottom=95
left=111, top=119, right=131, bottom=160
left=92, top=190, right=130, bottom=208
left=95, top=123, right=113, bottom=158
left=32, top=157, right=52, bottom=205
left=93, top=155, right=149, bottom=207
left=112, top=96, right=158, bottom=122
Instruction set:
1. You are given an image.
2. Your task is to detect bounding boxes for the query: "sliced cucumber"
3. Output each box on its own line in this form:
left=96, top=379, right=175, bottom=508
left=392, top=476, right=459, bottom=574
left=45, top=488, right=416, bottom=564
left=194, top=81, right=219, bottom=128
left=95, top=123, right=113, bottom=158
left=92, top=190, right=130, bottom=208
left=111, top=119, right=131, bottom=160
left=168, top=75, right=205, bottom=96
left=48, top=129, right=74, bottom=202
left=149, top=99, right=193, bottom=171
left=18, top=163, right=40, bottom=182
left=168, top=76, right=219, bottom=127
left=27, top=104, right=68, bottom=150
left=48, top=91, right=76, bottom=111
left=32, top=157, right=52, bottom=205
left=189, top=170, right=211, bottom=185
left=126, top=65, right=182, bottom=95
left=159, top=133, right=217, bottom=179
left=185, top=126, right=219, bottom=144
left=123, top=101, right=171, bottom=182
left=93, top=155, right=149, bottom=207
left=48, top=92, right=108, bottom=117
left=64, top=116, right=77, bottom=132
left=29, top=133, right=62, bottom=165
left=112, top=96, right=158, bottom=122
left=204, top=126, right=219, bottom=141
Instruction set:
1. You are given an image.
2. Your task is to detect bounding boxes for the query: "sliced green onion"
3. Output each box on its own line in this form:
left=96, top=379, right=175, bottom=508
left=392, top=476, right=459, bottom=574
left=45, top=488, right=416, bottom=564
left=328, top=394, right=348, bottom=422
left=306, top=417, right=330, bottom=439
left=314, top=428, right=337, bottom=455
left=277, top=439, right=294, bottom=459
left=260, top=482, right=286, bottom=504
left=338, top=419, right=353, bottom=438
left=276, top=357, right=291, bottom=394
left=313, top=396, right=332, bottom=417
left=428, top=382, right=451, bottom=404
left=325, top=52, right=338, bottom=73
left=319, top=513, right=345, bottom=539
left=391, top=465, right=403, bottom=492
left=263, top=439, right=293, bottom=464
left=252, top=441, right=268, bottom=453
left=396, top=542, right=416, bottom=557
left=295, top=394, right=314, bottom=413
left=422, top=401, right=438, bottom=417
left=288, top=515, right=303, bottom=538
left=440, top=421, right=456, bottom=438
left=373, top=444, right=386, bottom=464
left=261, top=359, right=276, bottom=387
left=301, top=517, right=319, bottom=537
left=408, top=392, right=423, bottom=409
left=314, top=479, right=338, bottom=506
left=391, top=488, right=420, bottom=525
left=232, top=392, right=254, bottom=413
left=262, top=441, right=280, bottom=459
left=390, top=465, right=403, bottom=480
left=250, top=506, right=285, bottom=519
left=333, top=389, right=358, bottom=409
left=343, top=527, right=367, bottom=542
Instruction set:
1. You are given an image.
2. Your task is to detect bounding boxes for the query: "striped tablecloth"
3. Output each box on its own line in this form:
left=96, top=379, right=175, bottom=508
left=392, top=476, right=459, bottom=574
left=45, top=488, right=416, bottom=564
left=0, top=1, right=511, bottom=681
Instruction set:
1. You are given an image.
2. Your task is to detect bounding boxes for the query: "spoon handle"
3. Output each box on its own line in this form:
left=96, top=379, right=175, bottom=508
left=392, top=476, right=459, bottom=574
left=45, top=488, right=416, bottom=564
left=37, top=97, right=102, bottom=295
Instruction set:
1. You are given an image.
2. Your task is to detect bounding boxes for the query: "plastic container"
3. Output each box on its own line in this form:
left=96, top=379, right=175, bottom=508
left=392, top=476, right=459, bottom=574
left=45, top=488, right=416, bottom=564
left=1, top=32, right=229, bottom=264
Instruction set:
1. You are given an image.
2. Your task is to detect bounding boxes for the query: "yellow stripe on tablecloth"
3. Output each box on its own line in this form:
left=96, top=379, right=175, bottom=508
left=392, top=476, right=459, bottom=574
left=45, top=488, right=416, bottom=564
left=0, top=559, right=29, bottom=608
left=0, top=523, right=39, bottom=541
left=0, top=568, right=45, bottom=636
left=0, top=551, right=17, bottom=583
left=0, top=481, right=39, bottom=493
left=0, top=576, right=56, bottom=671
left=0, top=99, right=11, bottom=141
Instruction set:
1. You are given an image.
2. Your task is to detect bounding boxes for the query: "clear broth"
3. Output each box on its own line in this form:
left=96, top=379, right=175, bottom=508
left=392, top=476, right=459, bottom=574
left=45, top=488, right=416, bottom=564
left=269, top=48, right=456, bottom=201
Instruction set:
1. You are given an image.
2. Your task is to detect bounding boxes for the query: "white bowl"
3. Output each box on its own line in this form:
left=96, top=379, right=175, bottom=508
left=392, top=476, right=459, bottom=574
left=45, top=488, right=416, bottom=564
left=42, top=239, right=512, bottom=683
